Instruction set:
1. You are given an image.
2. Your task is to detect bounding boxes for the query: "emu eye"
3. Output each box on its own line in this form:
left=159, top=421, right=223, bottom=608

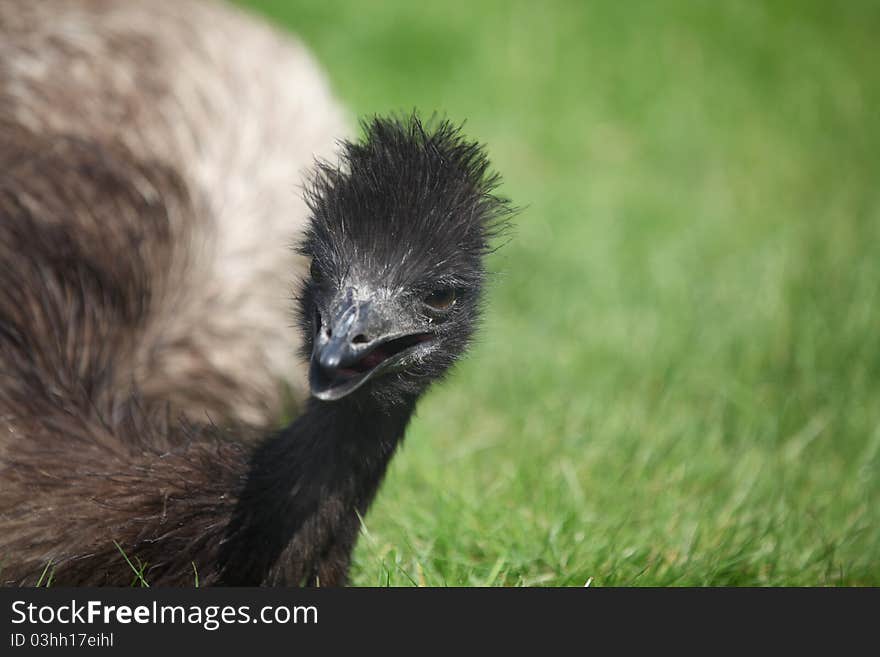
left=423, top=289, right=457, bottom=311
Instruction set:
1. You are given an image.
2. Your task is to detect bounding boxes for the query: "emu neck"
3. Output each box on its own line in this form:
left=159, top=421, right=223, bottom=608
left=218, top=393, right=416, bottom=585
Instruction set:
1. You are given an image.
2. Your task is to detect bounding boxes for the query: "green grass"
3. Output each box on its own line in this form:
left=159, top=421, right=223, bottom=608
left=237, top=0, right=880, bottom=585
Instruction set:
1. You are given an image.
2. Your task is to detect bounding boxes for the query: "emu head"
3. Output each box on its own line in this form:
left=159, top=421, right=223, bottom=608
left=299, top=115, right=511, bottom=404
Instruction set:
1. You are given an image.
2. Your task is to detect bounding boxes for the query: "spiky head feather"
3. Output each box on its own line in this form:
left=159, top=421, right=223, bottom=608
left=302, top=114, right=512, bottom=290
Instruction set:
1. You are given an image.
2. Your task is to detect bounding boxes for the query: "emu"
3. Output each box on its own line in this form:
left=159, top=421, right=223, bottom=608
left=0, top=0, right=510, bottom=585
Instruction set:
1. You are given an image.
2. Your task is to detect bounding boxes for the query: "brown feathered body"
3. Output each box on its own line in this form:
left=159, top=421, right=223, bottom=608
left=0, top=0, right=346, bottom=425
left=0, top=0, right=347, bottom=585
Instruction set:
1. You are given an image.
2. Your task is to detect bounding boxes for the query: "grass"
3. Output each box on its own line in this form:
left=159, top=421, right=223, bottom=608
left=114, top=541, right=150, bottom=588
left=236, top=0, right=880, bottom=585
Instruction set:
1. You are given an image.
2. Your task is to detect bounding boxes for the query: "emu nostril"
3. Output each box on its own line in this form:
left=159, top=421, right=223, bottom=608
left=352, top=334, right=368, bottom=345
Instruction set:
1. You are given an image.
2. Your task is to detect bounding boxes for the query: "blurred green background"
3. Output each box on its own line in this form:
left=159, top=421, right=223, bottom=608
left=237, top=0, right=879, bottom=585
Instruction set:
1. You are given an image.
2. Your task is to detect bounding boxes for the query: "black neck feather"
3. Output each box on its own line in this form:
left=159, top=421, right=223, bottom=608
left=217, top=394, right=416, bottom=585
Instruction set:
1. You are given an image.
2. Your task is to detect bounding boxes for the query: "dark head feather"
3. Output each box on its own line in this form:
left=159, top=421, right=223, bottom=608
left=302, top=113, right=512, bottom=288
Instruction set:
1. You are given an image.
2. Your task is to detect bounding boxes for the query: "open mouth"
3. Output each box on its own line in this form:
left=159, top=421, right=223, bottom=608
left=310, top=332, right=433, bottom=400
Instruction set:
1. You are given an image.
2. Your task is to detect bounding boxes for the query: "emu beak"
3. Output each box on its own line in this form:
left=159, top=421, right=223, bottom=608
left=309, top=295, right=432, bottom=401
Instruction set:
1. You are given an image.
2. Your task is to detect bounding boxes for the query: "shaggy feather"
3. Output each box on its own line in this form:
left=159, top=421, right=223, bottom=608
left=0, top=0, right=347, bottom=425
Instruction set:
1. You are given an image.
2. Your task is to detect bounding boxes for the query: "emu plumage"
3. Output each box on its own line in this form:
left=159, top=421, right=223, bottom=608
left=0, top=0, right=510, bottom=586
